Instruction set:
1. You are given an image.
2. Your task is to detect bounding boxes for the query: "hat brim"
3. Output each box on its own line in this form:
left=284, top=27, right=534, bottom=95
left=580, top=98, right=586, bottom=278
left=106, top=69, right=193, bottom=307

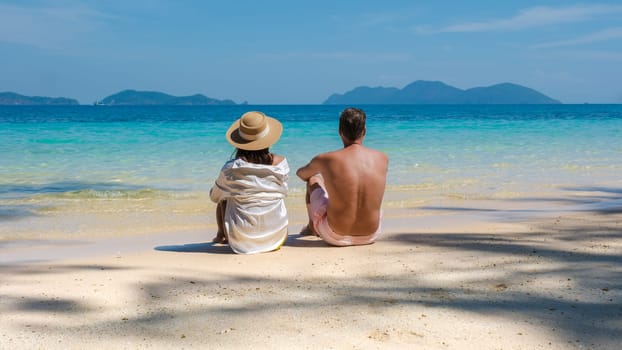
left=226, top=115, right=283, bottom=151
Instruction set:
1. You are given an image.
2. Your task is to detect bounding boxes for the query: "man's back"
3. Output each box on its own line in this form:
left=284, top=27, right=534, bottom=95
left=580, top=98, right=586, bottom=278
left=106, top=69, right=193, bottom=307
left=297, top=107, right=389, bottom=244
left=317, top=144, right=388, bottom=235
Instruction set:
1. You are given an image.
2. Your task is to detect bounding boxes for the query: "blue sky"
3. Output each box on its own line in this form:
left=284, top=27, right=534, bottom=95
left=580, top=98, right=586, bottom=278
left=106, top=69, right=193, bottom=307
left=1, top=1, right=621, bottom=104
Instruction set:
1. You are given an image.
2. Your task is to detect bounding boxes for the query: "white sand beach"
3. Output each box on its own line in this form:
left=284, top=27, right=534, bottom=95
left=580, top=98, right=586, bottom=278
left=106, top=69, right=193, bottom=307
left=1, top=188, right=621, bottom=349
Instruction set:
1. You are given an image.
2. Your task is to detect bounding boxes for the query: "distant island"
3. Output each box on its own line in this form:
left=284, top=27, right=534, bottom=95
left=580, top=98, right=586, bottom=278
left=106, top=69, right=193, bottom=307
left=97, top=90, right=238, bottom=106
left=323, top=81, right=561, bottom=104
left=1, top=82, right=562, bottom=106
left=0, top=92, right=79, bottom=105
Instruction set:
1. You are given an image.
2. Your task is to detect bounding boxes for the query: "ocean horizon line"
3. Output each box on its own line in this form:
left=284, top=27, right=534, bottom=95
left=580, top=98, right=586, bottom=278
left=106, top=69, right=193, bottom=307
left=2, top=103, right=622, bottom=107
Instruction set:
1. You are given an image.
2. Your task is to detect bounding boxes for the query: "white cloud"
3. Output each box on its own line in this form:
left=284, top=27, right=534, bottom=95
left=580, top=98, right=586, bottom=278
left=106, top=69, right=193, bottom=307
left=534, top=27, right=622, bottom=48
left=563, top=50, right=622, bottom=61
left=533, top=49, right=622, bottom=61
left=255, top=51, right=415, bottom=63
left=440, top=4, right=622, bottom=33
left=0, top=3, right=113, bottom=49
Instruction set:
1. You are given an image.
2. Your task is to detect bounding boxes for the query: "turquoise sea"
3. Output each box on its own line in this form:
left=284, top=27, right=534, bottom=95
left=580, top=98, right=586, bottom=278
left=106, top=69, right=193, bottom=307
left=1, top=104, right=622, bottom=238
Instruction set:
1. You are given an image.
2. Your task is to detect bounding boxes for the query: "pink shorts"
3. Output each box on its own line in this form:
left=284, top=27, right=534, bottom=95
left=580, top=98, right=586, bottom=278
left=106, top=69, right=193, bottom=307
left=308, top=186, right=382, bottom=246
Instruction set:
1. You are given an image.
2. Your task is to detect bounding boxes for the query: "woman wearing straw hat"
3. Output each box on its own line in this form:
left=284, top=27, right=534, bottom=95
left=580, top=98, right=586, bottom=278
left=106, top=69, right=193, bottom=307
left=209, top=111, right=289, bottom=254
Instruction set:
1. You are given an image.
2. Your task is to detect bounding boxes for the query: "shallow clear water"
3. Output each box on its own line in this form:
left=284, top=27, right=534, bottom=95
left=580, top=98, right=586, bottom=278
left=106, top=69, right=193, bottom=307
left=1, top=104, right=621, bottom=237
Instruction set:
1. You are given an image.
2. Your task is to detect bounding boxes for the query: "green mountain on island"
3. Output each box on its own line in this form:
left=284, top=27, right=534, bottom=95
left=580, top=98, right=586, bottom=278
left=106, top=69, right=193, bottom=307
left=323, top=81, right=561, bottom=104
left=99, top=90, right=237, bottom=105
left=0, top=92, right=79, bottom=105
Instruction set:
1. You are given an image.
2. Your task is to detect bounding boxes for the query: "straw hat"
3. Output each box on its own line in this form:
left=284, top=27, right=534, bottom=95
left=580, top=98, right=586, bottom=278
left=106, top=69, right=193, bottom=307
left=226, top=111, right=283, bottom=151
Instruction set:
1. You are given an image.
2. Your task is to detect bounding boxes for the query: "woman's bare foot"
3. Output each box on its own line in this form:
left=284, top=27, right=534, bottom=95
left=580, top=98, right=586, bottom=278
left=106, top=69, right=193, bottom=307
left=212, top=231, right=228, bottom=244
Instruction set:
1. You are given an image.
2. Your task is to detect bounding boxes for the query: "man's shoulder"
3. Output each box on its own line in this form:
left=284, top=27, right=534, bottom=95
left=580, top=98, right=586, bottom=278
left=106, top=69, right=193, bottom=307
left=369, top=147, right=389, bottom=161
left=320, top=146, right=387, bottom=159
left=358, top=145, right=388, bottom=160
left=313, top=149, right=341, bottom=161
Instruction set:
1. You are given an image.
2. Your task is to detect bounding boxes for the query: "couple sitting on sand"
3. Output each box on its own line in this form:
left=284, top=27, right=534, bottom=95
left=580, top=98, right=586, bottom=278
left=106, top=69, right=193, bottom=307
left=209, top=108, right=389, bottom=254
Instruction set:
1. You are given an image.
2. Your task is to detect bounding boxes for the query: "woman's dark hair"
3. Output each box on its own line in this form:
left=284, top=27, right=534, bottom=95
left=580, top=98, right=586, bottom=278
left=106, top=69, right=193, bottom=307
left=235, top=148, right=273, bottom=165
left=339, top=107, right=366, bottom=141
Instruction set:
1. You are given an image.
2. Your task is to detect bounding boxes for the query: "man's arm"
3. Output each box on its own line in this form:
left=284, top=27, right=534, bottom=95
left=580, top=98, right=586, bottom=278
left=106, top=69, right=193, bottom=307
left=296, top=155, right=323, bottom=182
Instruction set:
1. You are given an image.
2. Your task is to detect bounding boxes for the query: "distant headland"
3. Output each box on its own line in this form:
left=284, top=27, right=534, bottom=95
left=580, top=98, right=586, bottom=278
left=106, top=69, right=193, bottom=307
left=0, top=92, right=79, bottom=105
left=323, top=81, right=561, bottom=105
left=95, top=90, right=239, bottom=106
left=0, top=90, right=241, bottom=106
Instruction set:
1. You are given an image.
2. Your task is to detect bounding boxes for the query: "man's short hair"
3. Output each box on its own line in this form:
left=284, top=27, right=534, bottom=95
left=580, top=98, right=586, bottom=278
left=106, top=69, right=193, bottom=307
left=339, top=107, right=366, bottom=141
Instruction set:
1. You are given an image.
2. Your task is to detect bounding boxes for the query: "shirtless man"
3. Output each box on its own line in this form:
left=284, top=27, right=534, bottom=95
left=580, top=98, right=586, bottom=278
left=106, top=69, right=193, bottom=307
left=296, top=107, right=389, bottom=246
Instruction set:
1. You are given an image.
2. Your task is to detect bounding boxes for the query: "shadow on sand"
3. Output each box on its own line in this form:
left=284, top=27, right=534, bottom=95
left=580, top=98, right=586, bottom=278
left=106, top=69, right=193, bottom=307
left=154, top=242, right=233, bottom=254
left=154, top=233, right=330, bottom=255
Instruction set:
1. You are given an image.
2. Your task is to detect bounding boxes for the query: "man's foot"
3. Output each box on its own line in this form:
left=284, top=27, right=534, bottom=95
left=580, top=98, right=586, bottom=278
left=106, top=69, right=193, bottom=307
left=212, top=231, right=228, bottom=244
left=299, top=224, right=318, bottom=237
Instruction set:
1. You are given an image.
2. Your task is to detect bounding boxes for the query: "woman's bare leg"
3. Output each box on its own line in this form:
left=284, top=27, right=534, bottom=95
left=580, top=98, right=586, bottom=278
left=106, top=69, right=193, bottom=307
left=213, top=200, right=228, bottom=243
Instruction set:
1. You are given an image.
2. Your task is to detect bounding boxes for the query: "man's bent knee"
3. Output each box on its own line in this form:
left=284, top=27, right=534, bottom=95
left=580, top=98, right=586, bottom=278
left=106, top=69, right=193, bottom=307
left=308, top=174, right=324, bottom=190
left=305, top=174, right=324, bottom=204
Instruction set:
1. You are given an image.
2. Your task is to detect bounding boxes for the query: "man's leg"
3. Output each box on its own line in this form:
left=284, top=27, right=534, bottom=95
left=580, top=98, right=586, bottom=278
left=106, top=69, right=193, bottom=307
left=213, top=200, right=228, bottom=243
left=301, top=174, right=324, bottom=236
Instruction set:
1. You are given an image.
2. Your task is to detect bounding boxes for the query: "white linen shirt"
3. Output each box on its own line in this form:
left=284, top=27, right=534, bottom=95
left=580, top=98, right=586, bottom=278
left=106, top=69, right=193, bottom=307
left=210, top=158, right=289, bottom=254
